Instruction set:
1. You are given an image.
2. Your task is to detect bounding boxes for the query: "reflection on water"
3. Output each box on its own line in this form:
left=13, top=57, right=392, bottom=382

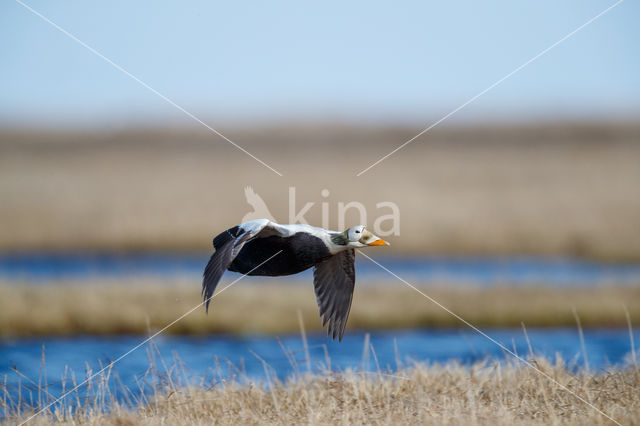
left=1, top=328, right=638, bottom=406
left=2, top=253, right=640, bottom=285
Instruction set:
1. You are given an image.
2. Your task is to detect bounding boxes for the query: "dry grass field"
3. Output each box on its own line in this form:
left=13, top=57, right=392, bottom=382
left=2, top=122, right=639, bottom=424
left=1, top=281, right=638, bottom=337
left=1, top=122, right=639, bottom=259
left=4, top=354, right=639, bottom=425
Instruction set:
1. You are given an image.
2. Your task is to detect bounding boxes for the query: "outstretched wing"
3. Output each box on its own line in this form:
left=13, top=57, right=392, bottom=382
left=202, top=219, right=274, bottom=312
left=313, top=249, right=356, bottom=341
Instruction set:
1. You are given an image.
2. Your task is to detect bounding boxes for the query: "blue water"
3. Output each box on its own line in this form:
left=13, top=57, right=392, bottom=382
left=1, top=328, right=638, bottom=411
left=2, top=252, right=640, bottom=285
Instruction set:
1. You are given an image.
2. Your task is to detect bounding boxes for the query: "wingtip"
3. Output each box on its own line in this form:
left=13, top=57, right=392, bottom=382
left=338, top=326, right=345, bottom=342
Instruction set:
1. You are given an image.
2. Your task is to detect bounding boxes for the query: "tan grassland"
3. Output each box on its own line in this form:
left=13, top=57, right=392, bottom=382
left=4, top=354, right=639, bottom=425
left=1, top=122, right=639, bottom=260
left=1, top=280, right=638, bottom=337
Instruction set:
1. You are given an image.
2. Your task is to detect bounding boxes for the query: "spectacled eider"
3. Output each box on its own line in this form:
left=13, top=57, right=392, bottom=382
left=202, top=219, right=389, bottom=341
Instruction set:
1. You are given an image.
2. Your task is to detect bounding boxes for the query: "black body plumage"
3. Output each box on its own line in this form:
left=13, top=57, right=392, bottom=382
left=229, top=233, right=332, bottom=276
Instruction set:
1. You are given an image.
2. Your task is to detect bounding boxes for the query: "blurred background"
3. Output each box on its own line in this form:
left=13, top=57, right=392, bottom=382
left=1, top=0, right=639, bottom=407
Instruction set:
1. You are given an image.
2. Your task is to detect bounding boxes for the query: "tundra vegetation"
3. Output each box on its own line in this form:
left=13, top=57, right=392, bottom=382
left=1, top=281, right=638, bottom=337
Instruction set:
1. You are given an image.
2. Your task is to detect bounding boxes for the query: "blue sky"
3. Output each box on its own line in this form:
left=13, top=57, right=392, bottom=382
left=1, top=0, right=638, bottom=127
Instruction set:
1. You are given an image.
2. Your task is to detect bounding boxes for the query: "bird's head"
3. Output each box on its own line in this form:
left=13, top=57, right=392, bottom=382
left=341, top=225, right=389, bottom=248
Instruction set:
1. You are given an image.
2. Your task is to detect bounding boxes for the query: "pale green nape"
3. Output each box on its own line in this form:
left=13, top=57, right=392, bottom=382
left=330, top=231, right=349, bottom=246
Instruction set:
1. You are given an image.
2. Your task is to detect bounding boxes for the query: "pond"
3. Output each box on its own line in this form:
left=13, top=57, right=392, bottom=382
left=2, top=252, right=640, bottom=286
left=1, top=327, right=638, bottom=409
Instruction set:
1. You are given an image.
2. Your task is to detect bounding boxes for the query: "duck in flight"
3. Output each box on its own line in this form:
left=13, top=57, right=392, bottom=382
left=202, top=219, right=389, bottom=341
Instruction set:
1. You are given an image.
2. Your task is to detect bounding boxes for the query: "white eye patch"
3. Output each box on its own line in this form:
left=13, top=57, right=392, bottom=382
left=348, top=226, right=366, bottom=241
